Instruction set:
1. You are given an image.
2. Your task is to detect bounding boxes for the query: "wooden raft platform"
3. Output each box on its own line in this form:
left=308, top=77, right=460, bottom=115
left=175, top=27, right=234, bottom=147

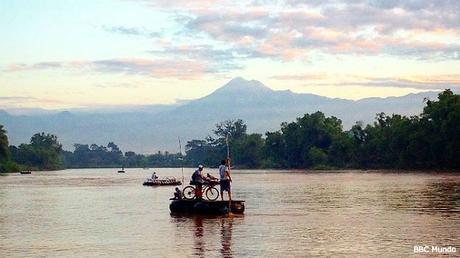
left=169, top=199, right=245, bottom=215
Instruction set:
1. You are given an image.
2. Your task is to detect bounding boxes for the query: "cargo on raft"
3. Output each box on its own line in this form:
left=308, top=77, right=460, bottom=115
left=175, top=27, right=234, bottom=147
left=143, top=177, right=182, bottom=186
left=169, top=199, right=245, bottom=215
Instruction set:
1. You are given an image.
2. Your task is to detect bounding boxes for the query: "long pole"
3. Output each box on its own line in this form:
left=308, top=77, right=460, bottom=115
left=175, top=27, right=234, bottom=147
left=226, top=134, right=230, bottom=165
left=225, top=134, right=233, bottom=214
left=178, top=137, right=184, bottom=186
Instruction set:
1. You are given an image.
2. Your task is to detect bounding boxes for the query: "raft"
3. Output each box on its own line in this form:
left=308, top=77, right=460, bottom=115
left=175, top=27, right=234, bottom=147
left=169, top=199, right=245, bottom=215
left=143, top=178, right=182, bottom=186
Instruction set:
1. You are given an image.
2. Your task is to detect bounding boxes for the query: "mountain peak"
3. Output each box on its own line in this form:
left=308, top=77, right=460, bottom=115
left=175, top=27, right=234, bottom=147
left=212, top=77, right=273, bottom=97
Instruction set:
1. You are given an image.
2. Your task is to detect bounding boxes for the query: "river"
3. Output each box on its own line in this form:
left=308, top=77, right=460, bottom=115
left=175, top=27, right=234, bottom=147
left=1, top=169, right=459, bottom=257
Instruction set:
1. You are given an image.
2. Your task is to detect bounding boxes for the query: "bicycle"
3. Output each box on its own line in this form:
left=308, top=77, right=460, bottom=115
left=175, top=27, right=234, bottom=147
left=182, top=180, right=220, bottom=201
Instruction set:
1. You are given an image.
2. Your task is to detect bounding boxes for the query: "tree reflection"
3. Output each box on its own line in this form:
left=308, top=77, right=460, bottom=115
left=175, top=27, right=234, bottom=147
left=422, top=181, right=460, bottom=214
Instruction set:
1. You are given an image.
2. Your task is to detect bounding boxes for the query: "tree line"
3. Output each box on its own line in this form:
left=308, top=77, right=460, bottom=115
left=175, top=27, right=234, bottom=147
left=185, top=89, right=460, bottom=170
left=0, top=133, right=185, bottom=172
left=1, top=89, right=459, bottom=172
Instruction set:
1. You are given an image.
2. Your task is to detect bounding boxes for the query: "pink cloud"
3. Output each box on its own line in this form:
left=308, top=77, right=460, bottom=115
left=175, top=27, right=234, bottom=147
left=5, top=58, right=211, bottom=79
left=176, top=1, right=460, bottom=61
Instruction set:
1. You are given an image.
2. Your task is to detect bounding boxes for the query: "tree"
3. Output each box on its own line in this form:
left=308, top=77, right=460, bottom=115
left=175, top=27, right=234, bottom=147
left=214, top=119, right=247, bottom=140
left=264, top=131, right=286, bottom=168
left=265, top=112, right=346, bottom=168
left=185, top=140, right=210, bottom=165
left=421, top=89, right=460, bottom=168
left=12, top=132, right=63, bottom=170
left=307, top=147, right=327, bottom=166
left=0, top=125, right=10, bottom=163
left=232, top=133, right=265, bottom=168
left=0, top=125, right=20, bottom=172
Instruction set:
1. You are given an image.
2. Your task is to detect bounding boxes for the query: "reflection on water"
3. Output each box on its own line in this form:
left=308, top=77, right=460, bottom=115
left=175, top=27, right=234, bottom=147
left=170, top=214, right=237, bottom=257
left=424, top=181, right=460, bottom=213
left=193, top=217, right=205, bottom=256
left=1, top=169, right=459, bottom=256
left=220, top=217, right=233, bottom=257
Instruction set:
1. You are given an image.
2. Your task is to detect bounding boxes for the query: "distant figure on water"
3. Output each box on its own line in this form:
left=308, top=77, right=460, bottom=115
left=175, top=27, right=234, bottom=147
left=151, top=172, right=158, bottom=180
left=219, top=159, right=232, bottom=201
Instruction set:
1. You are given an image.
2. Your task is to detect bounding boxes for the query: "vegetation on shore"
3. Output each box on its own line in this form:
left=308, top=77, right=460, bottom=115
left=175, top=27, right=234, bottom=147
left=186, top=89, right=460, bottom=170
left=1, top=89, right=459, bottom=172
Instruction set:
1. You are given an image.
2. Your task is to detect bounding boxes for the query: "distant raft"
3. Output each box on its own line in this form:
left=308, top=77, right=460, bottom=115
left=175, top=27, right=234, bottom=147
left=143, top=177, right=182, bottom=186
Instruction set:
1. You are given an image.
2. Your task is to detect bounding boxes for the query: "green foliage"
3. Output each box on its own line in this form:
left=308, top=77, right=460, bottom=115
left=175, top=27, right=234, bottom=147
left=0, top=160, right=20, bottom=172
left=62, top=144, right=185, bottom=168
left=184, top=90, right=460, bottom=170
left=11, top=132, right=63, bottom=170
left=0, top=125, right=20, bottom=172
left=349, top=90, right=460, bottom=169
left=185, top=120, right=265, bottom=168
left=213, top=119, right=247, bottom=140
left=232, top=133, right=265, bottom=168
left=307, top=147, right=328, bottom=166
left=0, top=125, right=10, bottom=163
left=264, top=112, right=349, bottom=168
left=63, top=143, right=123, bottom=168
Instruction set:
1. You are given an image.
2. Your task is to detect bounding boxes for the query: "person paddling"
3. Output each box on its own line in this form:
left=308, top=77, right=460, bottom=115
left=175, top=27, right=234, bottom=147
left=219, top=159, right=232, bottom=202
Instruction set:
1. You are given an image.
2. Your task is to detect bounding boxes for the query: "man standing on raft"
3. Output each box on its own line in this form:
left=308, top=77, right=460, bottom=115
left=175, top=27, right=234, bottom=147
left=219, top=159, right=232, bottom=202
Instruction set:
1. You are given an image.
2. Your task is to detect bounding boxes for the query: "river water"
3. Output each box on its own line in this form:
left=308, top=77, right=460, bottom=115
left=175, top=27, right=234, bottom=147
left=0, top=169, right=459, bottom=257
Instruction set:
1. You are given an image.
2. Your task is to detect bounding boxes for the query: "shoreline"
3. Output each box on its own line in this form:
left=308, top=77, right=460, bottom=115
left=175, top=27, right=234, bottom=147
left=2, top=167, right=459, bottom=174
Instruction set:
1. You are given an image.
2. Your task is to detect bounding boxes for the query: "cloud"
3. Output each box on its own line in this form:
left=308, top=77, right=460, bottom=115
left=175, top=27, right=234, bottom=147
left=271, top=73, right=328, bottom=81
left=7, top=62, right=63, bottom=71
left=0, top=96, right=68, bottom=109
left=0, top=96, right=36, bottom=101
left=356, top=76, right=460, bottom=89
left=164, top=0, right=460, bottom=61
left=149, top=43, right=245, bottom=72
left=92, top=58, right=209, bottom=78
left=5, top=1, right=460, bottom=81
left=102, top=25, right=160, bottom=38
left=272, top=73, right=460, bottom=90
left=5, top=58, right=215, bottom=79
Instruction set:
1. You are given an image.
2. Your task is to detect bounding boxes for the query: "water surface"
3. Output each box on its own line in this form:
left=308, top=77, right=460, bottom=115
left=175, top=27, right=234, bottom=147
left=1, top=169, right=459, bottom=257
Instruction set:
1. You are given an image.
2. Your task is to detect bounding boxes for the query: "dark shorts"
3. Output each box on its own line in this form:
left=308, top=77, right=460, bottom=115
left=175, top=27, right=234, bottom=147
left=220, top=180, right=231, bottom=192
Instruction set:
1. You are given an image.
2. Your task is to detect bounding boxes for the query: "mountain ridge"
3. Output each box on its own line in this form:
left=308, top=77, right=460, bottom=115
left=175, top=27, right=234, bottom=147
left=0, top=78, right=441, bottom=153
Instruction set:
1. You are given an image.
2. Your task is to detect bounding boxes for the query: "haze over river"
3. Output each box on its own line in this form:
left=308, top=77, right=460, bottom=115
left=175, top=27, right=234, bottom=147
left=1, top=169, right=459, bottom=257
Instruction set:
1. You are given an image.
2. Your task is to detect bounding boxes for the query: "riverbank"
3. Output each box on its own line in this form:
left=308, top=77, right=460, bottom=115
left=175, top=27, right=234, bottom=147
left=2, top=167, right=458, bottom=174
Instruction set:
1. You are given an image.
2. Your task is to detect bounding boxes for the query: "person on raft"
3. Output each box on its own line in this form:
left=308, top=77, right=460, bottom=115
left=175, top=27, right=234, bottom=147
left=151, top=171, right=158, bottom=180
left=173, top=187, right=182, bottom=200
left=191, top=165, right=206, bottom=199
left=219, top=159, right=232, bottom=201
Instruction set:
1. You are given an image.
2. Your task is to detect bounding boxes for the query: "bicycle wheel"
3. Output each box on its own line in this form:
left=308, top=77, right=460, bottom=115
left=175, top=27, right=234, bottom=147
left=205, top=186, right=219, bottom=201
left=182, top=186, right=196, bottom=200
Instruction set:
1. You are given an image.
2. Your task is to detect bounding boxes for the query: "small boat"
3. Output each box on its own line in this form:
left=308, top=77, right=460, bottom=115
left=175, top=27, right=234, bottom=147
left=118, top=170, right=125, bottom=173
left=20, top=171, right=32, bottom=175
left=143, top=177, right=182, bottom=186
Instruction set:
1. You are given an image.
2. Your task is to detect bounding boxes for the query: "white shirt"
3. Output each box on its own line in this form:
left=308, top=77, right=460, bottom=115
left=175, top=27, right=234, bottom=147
left=219, top=165, right=229, bottom=180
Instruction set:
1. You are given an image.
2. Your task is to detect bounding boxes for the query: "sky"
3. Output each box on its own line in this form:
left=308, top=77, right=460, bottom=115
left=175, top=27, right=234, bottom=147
left=1, top=0, right=460, bottom=109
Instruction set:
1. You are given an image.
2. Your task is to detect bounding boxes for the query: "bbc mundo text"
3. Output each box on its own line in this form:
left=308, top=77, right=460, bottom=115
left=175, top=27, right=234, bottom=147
left=414, top=245, right=456, bottom=254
